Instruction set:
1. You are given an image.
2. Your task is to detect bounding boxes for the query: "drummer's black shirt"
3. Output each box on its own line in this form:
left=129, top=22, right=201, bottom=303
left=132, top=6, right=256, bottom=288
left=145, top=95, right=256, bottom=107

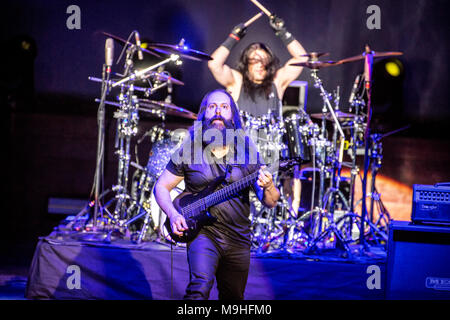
left=166, top=146, right=261, bottom=248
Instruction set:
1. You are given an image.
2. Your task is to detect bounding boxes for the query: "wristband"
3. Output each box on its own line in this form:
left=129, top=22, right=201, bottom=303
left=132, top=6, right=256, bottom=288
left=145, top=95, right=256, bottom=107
left=276, top=28, right=295, bottom=46
left=221, top=35, right=239, bottom=51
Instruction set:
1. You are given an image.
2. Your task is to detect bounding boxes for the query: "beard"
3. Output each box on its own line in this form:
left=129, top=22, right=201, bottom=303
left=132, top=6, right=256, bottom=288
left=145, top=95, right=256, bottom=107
left=202, top=115, right=235, bottom=146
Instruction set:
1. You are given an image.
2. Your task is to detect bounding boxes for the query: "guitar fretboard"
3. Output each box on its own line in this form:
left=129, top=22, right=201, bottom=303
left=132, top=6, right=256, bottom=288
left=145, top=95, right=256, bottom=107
left=181, top=170, right=259, bottom=218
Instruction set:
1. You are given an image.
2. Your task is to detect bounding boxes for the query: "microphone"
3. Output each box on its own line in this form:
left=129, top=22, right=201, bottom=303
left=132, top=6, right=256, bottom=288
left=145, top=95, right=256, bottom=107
left=348, top=74, right=362, bottom=104
left=135, top=31, right=144, bottom=60
left=105, top=38, right=114, bottom=75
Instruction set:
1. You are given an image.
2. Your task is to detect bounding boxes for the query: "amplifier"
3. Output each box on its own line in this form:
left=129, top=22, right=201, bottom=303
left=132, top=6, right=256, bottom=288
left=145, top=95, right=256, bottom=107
left=412, top=183, right=450, bottom=225
left=386, top=220, right=450, bottom=299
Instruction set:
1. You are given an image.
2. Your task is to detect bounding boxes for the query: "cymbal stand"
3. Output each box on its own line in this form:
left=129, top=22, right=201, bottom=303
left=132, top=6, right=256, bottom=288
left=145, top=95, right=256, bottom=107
left=303, top=70, right=352, bottom=257
left=309, top=102, right=329, bottom=238
left=112, top=86, right=139, bottom=224
left=91, top=62, right=109, bottom=229
left=342, top=93, right=366, bottom=241
left=323, top=87, right=350, bottom=216
left=359, top=45, right=376, bottom=250
left=109, top=42, right=143, bottom=229
left=364, top=125, right=410, bottom=244
left=347, top=98, right=365, bottom=216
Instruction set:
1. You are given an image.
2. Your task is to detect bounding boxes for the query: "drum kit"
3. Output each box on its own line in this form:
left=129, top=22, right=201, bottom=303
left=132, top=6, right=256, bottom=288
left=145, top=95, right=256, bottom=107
left=245, top=46, right=403, bottom=257
left=66, top=26, right=401, bottom=257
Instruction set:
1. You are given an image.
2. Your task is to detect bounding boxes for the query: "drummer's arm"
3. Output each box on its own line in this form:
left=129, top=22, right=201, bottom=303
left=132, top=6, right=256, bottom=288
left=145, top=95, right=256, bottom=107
left=208, top=23, right=248, bottom=90
left=275, top=56, right=308, bottom=94
left=286, top=38, right=307, bottom=59
left=208, top=46, right=240, bottom=89
left=270, top=16, right=308, bottom=93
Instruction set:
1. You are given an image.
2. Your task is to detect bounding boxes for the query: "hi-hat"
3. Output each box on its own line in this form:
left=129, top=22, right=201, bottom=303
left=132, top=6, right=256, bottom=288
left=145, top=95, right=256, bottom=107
left=101, top=31, right=161, bottom=58
left=139, top=99, right=197, bottom=120
left=147, top=43, right=212, bottom=61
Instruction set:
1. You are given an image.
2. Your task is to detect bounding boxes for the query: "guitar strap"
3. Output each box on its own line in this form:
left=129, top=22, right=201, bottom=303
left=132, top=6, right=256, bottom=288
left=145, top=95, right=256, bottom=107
left=211, top=161, right=232, bottom=186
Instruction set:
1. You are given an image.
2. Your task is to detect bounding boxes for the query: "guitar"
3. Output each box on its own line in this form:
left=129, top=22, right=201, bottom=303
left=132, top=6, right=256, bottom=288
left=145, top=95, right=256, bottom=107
left=164, top=159, right=299, bottom=243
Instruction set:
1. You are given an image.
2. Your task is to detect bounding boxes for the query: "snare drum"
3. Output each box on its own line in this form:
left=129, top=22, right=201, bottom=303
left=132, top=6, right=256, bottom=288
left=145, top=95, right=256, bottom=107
left=283, top=114, right=311, bottom=163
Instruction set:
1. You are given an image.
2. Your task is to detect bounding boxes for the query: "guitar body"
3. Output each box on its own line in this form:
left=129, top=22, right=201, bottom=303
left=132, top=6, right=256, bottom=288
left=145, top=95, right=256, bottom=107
left=164, top=185, right=219, bottom=243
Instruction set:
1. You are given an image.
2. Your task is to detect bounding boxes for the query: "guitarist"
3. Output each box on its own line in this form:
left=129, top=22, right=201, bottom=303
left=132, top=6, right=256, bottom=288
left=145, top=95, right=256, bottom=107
left=154, top=89, right=280, bottom=300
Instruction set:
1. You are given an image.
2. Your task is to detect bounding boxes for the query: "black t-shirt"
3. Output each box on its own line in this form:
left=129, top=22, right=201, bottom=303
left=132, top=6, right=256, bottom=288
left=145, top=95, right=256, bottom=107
left=166, top=145, right=261, bottom=248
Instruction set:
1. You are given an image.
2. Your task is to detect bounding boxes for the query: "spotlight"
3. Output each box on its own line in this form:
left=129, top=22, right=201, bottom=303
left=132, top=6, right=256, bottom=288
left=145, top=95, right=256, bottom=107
left=384, top=59, right=403, bottom=78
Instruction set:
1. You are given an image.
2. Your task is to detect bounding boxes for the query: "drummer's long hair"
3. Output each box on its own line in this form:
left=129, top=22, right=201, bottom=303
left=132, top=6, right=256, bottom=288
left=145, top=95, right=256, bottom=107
left=237, top=42, right=280, bottom=101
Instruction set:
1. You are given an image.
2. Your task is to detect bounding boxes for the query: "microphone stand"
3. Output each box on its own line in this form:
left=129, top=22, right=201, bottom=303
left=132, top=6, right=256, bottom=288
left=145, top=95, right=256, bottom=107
left=92, top=63, right=110, bottom=228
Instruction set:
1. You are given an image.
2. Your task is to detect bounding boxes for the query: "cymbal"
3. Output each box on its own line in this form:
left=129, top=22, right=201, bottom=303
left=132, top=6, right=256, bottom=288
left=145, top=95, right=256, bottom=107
left=101, top=31, right=161, bottom=58
left=290, top=60, right=338, bottom=69
left=147, top=43, right=213, bottom=61
left=139, top=99, right=197, bottom=120
left=335, top=51, right=403, bottom=65
left=311, top=111, right=356, bottom=121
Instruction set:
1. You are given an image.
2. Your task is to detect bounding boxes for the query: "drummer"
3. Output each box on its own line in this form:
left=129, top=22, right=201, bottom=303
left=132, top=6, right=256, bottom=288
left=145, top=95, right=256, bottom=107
left=208, top=14, right=307, bottom=214
left=207, top=14, right=307, bottom=118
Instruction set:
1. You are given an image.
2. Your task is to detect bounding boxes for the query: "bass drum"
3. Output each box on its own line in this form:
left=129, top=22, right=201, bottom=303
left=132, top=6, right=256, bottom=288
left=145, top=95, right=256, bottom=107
left=146, top=126, right=186, bottom=178
left=283, top=113, right=311, bottom=163
left=129, top=125, right=186, bottom=242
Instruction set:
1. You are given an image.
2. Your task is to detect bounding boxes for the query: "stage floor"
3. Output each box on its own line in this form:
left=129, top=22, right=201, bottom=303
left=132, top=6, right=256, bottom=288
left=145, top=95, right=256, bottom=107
left=25, top=232, right=387, bottom=300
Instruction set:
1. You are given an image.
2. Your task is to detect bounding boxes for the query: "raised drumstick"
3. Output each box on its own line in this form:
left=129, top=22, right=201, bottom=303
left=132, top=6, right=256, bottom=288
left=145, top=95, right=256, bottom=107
left=244, top=11, right=264, bottom=27
left=249, top=0, right=272, bottom=17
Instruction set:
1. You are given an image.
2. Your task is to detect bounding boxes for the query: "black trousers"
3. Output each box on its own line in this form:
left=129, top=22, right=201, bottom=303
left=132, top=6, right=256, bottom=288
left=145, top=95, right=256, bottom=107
left=184, top=233, right=250, bottom=300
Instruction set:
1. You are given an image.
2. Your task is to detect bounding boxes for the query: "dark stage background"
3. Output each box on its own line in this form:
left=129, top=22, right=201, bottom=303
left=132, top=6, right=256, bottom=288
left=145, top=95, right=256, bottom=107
left=1, top=0, right=450, bottom=256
